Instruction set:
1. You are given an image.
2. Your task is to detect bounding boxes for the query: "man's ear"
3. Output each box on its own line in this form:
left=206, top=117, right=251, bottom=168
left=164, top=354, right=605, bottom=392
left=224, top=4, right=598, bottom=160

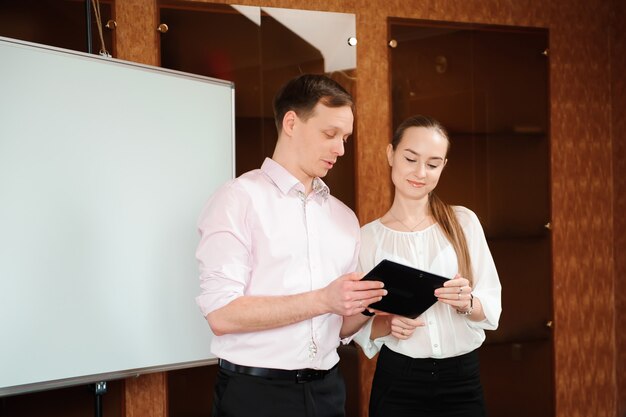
left=282, top=110, right=297, bottom=137
left=442, top=158, right=448, bottom=170
left=386, top=144, right=394, bottom=166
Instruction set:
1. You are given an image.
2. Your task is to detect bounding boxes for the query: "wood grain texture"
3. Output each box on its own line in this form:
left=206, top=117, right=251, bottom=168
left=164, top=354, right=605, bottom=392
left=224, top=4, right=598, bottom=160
left=115, top=0, right=159, bottom=65
left=353, top=6, right=393, bottom=224
left=549, top=1, right=615, bottom=416
left=124, top=372, right=167, bottom=417
left=177, top=0, right=355, bottom=12
left=611, top=0, right=626, bottom=415
left=112, top=1, right=621, bottom=417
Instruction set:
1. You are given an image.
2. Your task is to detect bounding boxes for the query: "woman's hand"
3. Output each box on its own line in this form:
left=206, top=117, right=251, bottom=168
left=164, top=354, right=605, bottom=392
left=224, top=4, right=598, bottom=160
left=370, top=309, right=425, bottom=340
left=389, top=315, right=424, bottom=340
left=434, top=274, right=473, bottom=312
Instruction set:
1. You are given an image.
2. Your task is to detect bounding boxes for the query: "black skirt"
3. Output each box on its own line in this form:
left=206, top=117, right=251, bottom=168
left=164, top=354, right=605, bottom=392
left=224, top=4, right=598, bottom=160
left=369, top=345, right=486, bottom=417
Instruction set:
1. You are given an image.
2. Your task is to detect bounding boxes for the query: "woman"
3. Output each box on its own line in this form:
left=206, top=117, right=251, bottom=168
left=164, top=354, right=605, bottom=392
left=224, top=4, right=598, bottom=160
left=353, top=115, right=502, bottom=417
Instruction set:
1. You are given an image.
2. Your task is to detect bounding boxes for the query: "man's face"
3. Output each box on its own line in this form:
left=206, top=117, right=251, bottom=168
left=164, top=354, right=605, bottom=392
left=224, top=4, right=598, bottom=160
left=291, top=102, right=354, bottom=182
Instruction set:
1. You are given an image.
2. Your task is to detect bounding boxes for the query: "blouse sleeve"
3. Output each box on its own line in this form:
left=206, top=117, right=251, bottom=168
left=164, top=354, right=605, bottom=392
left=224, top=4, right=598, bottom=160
left=351, top=316, right=392, bottom=359
left=457, top=207, right=502, bottom=330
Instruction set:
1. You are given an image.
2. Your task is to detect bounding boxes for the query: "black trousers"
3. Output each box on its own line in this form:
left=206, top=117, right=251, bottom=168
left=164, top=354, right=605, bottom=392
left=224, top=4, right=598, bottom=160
left=369, top=345, right=487, bottom=417
left=212, top=366, right=346, bottom=417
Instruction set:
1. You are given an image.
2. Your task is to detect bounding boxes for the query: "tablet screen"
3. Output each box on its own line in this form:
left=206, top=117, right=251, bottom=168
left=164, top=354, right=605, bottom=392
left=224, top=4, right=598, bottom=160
left=362, top=259, right=449, bottom=318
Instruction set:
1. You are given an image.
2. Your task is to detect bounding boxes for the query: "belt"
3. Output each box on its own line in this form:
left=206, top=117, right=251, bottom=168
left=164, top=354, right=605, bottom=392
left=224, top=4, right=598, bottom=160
left=218, top=358, right=336, bottom=383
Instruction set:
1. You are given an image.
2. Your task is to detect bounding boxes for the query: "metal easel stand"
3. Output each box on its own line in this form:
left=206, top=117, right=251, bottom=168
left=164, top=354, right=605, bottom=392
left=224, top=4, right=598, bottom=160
left=91, top=381, right=107, bottom=417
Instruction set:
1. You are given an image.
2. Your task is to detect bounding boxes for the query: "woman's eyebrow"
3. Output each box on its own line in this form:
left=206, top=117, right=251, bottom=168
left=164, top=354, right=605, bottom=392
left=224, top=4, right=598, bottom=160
left=403, top=148, right=444, bottom=161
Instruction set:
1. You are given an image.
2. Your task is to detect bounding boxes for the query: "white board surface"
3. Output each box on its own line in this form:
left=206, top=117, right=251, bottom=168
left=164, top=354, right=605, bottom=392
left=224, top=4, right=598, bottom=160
left=0, top=37, right=234, bottom=396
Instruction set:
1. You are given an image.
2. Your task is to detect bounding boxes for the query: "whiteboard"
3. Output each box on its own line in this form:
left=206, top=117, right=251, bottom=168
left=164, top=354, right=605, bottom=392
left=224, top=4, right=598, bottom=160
left=0, top=36, right=234, bottom=396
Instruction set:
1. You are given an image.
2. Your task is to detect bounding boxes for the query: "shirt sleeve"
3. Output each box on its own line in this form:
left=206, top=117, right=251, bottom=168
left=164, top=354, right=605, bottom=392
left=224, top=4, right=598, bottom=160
left=458, top=208, right=502, bottom=330
left=194, top=181, right=252, bottom=317
left=350, top=223, right=393, bottom=357
left=339, top=230, right=362, bottom=345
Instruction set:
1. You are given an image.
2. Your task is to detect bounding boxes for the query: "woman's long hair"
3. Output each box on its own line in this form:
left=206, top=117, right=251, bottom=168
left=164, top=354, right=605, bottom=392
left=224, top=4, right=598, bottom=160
left=392, top=115, right=474, bottom=286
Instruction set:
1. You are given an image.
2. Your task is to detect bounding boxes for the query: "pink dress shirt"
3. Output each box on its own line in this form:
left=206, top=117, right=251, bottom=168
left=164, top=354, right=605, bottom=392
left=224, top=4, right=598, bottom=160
left=195, top=158, right=360, bottom=370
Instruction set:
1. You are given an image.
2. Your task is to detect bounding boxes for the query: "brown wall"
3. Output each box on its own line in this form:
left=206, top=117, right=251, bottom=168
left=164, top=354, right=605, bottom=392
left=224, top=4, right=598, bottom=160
left=611, top=0, right=626, bottom=415
left=113, top=1, right=621, bottom=416
left=548, top=2, right=616, bottom=417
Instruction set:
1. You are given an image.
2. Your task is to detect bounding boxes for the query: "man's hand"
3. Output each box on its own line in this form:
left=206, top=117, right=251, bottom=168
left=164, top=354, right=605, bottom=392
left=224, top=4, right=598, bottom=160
left=321, top=272, right=386, bottom=316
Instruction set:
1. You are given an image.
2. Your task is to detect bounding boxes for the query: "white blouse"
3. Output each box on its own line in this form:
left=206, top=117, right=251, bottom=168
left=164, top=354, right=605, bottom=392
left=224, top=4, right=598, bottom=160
left=353, top=206, right=501, bottom=359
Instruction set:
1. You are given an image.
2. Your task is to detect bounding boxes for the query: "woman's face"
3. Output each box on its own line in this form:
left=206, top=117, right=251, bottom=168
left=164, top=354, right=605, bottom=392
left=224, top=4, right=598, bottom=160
left=387, top=126, right=448, bottom=201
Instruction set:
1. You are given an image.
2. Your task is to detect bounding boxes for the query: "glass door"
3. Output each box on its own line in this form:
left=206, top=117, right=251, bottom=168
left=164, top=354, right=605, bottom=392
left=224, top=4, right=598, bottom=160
left=389, top=20, right=553, bottom=416
left=158, top=1, right=358, bottom=209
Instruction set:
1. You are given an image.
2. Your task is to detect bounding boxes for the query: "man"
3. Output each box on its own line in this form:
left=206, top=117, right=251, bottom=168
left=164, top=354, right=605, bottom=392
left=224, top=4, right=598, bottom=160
left=195, top=74, right=386, bottom=417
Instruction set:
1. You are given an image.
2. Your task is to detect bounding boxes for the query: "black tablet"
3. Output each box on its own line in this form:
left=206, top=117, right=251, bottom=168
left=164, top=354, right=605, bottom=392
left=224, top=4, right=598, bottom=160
left=362, top=259, right=450, bottom=318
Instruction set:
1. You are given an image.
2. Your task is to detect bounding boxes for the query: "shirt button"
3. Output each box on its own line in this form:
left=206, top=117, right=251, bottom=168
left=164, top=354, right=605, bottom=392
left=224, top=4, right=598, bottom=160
left=429, top=321, right=433, bottom=325
left=434, top=344, right=439, bottom=348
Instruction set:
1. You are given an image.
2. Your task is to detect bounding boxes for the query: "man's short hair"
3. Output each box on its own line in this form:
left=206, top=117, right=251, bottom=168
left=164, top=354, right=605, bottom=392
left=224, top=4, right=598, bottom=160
left=272, top=74, right=354, bottom=133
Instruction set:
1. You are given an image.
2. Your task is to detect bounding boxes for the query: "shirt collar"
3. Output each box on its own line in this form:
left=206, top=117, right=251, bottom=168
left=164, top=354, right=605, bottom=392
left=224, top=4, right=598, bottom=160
left=261, top=158, right=330, bottom=200
left=311, top=177, right=330, bottom=200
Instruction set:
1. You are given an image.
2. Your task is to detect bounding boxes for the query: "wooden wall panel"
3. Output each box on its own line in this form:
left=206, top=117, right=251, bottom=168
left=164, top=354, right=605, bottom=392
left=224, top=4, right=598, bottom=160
left=353, top=1, right=391, bottom=389
left=549, top=2, right=615, bottom=416
left=178, top=0, right=354, bottom=12
left=611, top=0, right=626, bottom=414
left=113, top=1, right=620, bottom=417
left=115, top=0, right=159, bottom=65
left=353, top=7, right=393, bottom=223
left=123, top=373, right=167, bottom=417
